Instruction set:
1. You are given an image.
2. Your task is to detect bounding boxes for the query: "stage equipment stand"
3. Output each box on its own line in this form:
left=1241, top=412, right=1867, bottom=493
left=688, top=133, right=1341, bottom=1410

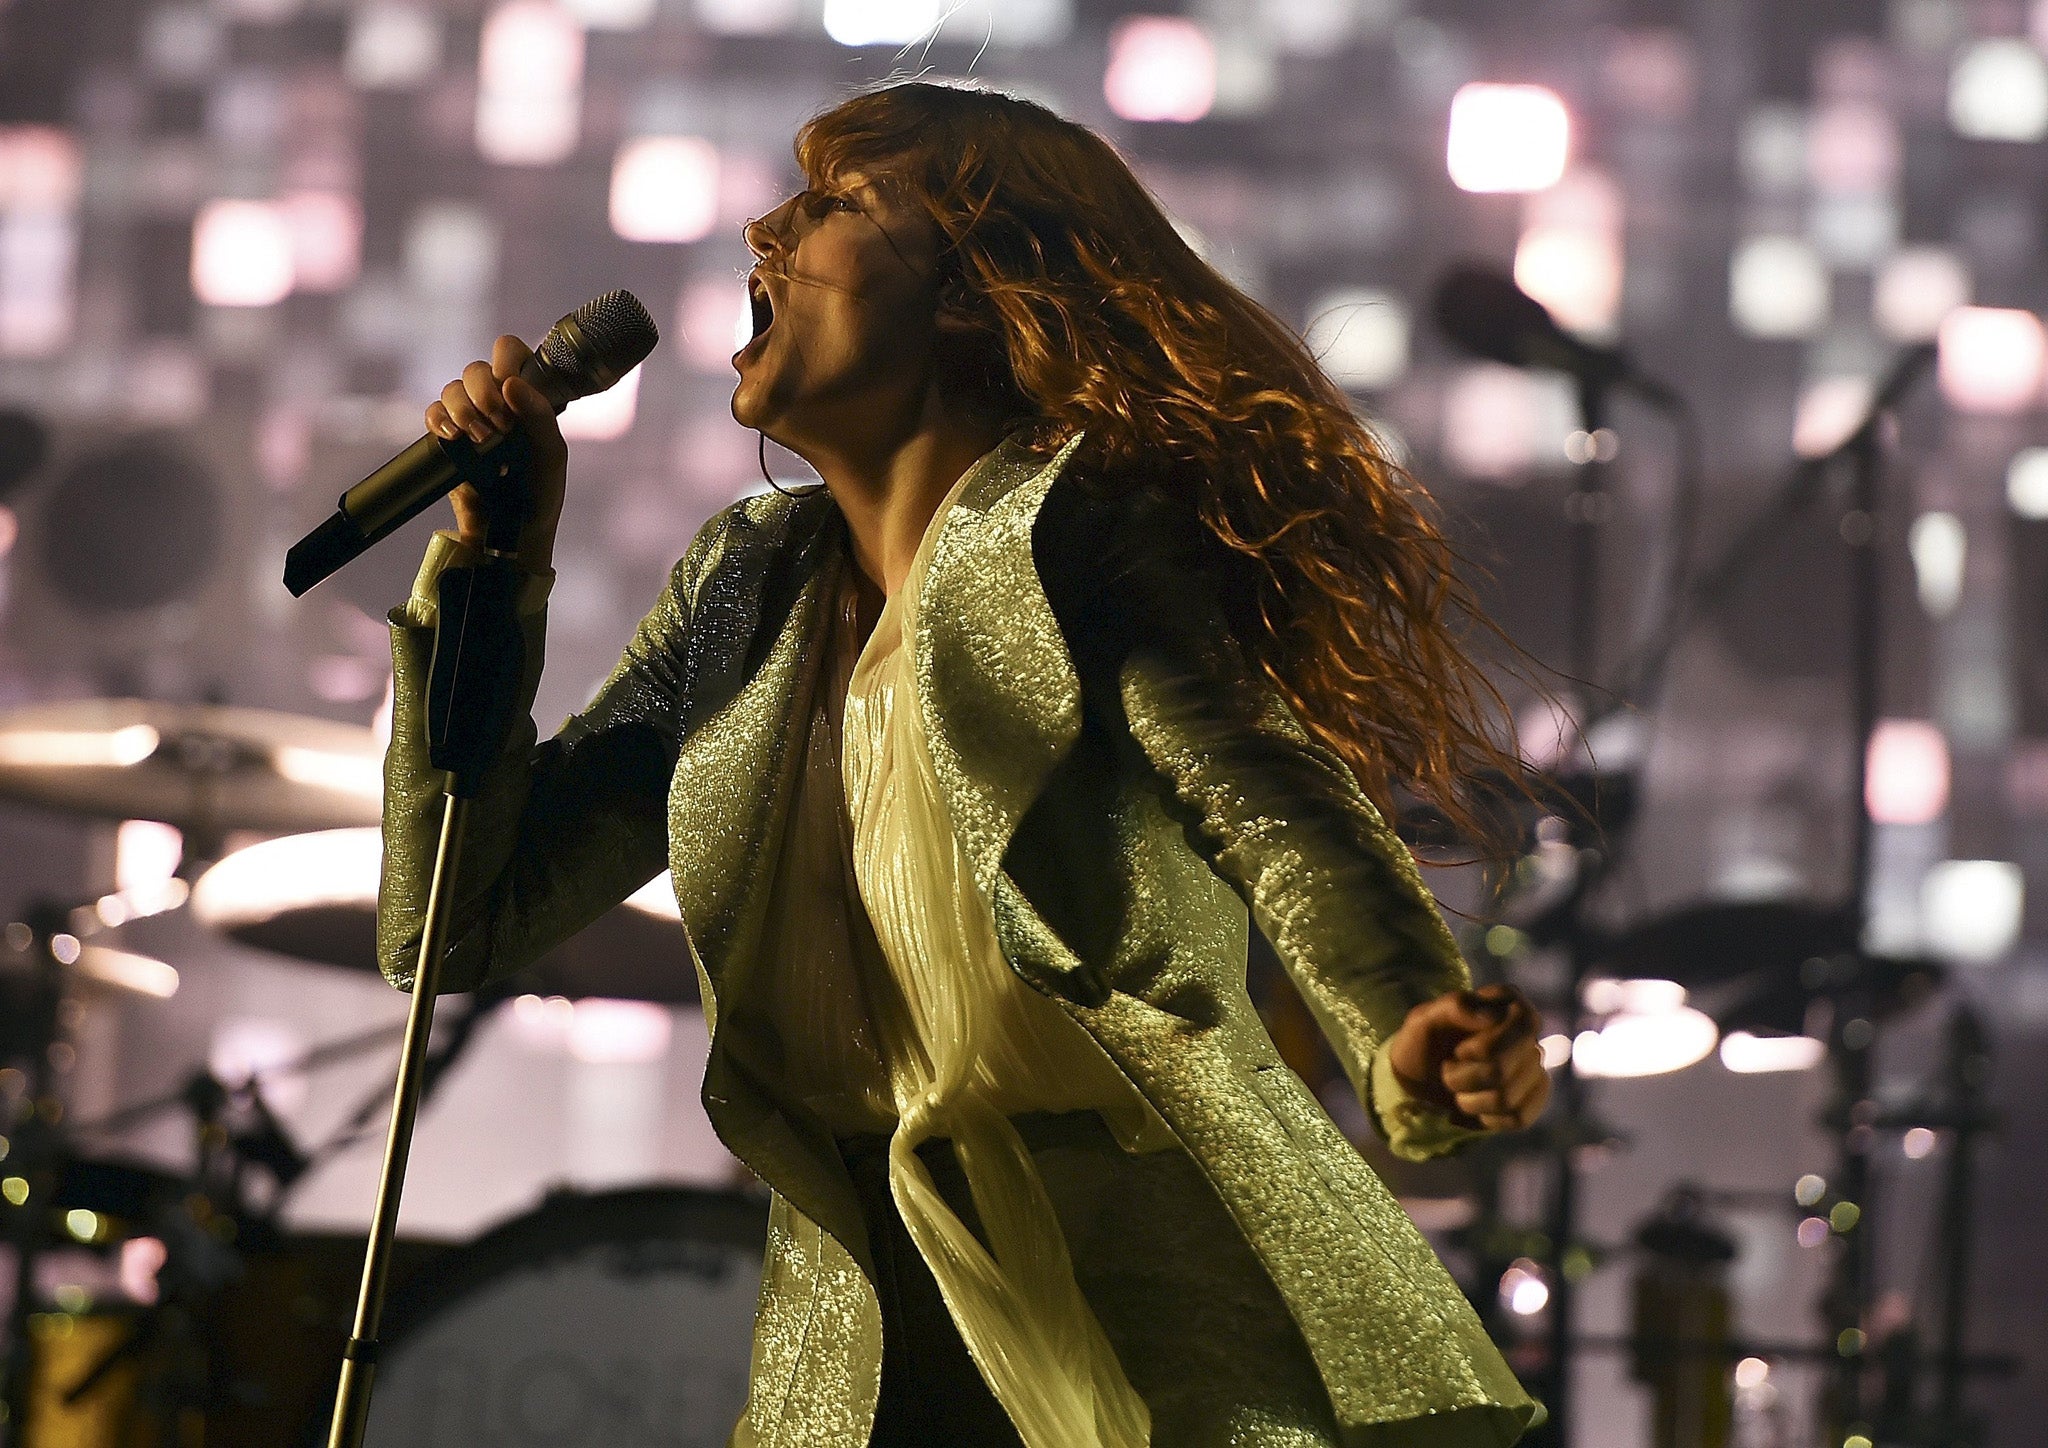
left=323, top=433, right=536, bottom=1448
left=1, top=903, right=70, bottom=1448
left=1531, top=374, right=1623, bottom=1446
left=1804, top=348, right=1939, bottom=1447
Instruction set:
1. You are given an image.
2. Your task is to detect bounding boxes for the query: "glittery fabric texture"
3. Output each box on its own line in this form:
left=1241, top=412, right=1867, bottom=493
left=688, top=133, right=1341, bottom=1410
left=379, top=436, right=1540, bottom=1446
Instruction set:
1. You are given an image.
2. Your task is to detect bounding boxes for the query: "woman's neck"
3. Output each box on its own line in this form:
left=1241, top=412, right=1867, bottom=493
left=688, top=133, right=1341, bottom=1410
left=809, top=409, right=1011, bottom=598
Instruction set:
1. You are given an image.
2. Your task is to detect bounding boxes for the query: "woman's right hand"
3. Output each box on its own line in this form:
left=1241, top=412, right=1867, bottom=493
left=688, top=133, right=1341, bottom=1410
left=425, top=333, right=570, bottom=572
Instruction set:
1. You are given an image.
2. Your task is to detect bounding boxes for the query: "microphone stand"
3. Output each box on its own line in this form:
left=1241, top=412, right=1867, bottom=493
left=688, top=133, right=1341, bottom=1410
left=323, top=433, right=537, bottom=1448
left=1529, top=373, right=1621, bottom=1446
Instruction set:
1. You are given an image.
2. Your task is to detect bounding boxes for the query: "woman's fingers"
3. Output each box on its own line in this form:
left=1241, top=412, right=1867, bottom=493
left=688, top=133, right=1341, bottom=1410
left=491, top=333, right=534, bottom=382
left=1441, top=1058, right=1498, bottom=1094
left=1445, top=1015, right=1550, bottom=1130
left=463, top=359, right=516, bottom=433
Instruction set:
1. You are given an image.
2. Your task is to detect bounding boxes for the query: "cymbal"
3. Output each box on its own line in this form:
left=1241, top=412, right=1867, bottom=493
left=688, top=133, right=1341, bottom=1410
left=1594, top=898, right=1941, bottom=1034
left=2, top=937, right=180, bottom=1000
left=192, top=829, right=698, bottom=1006
left=1598, top=899, right=1857, bottom=989
left=0, top=699, right=383, bottom=834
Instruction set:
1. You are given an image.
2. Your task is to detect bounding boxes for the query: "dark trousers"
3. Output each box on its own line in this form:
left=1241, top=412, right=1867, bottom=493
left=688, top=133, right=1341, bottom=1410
left=838, top=1129, right=1030, bottom=1448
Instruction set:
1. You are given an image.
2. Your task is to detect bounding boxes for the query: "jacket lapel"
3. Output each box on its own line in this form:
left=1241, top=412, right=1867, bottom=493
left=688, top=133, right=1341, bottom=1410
left=914, top=433, right=1086, bottom=900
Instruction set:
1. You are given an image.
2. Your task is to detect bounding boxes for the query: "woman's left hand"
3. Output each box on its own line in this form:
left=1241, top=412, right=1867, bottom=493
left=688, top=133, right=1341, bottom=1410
left=1385, top=983, right=1550, bottom=1132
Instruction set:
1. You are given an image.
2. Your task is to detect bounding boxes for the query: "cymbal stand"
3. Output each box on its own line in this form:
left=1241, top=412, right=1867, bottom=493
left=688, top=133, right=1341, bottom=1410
left=1929, top=1005, right=1992, bottom=1443
left=0, top=902, right=69, bottom=1448
left=1527, top=372, right=1623, bottom=1446
left=321, top=431, right=535, bottom=1448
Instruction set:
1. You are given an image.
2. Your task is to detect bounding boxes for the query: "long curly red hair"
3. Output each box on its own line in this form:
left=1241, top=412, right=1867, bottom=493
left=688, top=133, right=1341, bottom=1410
left=798, top=81, right=1529, bottom=861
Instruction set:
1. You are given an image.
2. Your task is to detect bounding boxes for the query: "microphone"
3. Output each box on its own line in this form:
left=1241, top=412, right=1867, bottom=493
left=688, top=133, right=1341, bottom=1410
left=1429, top=263, right=1674, bottom=405
left=283, top=289, right=659, bottom=596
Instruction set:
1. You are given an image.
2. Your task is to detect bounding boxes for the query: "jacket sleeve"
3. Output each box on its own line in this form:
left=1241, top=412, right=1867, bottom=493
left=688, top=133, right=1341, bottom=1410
left=376, top=516, right=725, bottom=994
left=1049, top=487, right=1481, bottom=1160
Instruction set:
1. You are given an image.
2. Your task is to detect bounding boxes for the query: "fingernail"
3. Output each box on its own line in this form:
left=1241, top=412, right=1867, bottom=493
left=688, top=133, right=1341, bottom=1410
left=468, top=425, right=490, bottom=444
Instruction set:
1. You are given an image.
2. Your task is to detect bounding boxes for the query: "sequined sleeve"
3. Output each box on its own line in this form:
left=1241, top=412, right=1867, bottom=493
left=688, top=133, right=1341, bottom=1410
left=1042, top=486, right=1477, bottom=1158
left=376, top=512, right=726, bottom=994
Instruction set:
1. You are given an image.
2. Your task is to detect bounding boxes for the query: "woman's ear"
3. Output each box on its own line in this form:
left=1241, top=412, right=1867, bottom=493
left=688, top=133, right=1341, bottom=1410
left=934, top=273, right=985, bottom=336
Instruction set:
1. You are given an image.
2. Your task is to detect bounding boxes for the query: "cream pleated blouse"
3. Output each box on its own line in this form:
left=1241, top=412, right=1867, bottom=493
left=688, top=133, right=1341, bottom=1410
left=829, top=461, right=1169, bottom=1448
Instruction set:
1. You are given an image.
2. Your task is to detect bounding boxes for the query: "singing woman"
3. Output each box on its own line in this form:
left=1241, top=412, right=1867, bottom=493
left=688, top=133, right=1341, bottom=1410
left=382, top=80, right=1549, bottom=1448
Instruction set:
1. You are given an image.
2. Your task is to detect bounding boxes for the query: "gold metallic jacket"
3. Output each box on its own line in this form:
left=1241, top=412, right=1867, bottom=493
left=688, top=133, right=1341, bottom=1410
left=379, top=436, right=1539, bottom=1446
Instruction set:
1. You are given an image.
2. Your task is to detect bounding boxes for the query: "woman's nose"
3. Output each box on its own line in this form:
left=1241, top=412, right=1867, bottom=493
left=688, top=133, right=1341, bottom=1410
left=744, top=196, right=799, bottom=259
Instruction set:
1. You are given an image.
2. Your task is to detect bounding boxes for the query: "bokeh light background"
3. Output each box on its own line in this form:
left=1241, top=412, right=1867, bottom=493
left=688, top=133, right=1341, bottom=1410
left=1, top=0, right=2047, bottom=1442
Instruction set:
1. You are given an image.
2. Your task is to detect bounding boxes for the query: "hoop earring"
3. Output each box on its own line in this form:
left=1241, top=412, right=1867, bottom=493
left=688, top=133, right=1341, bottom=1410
left=759, top=431, right=799, bottom=498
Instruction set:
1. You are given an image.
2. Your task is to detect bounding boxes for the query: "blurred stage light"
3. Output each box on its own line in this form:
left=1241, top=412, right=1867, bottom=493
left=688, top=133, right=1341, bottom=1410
left=209, top=72, right=286, bottom=155
left=610, top=136, right=719, bottom=243
left=1867, top=719, right=1950, bottom=825
left=1903, top=1126, right=1937, bottom=1159
left=0, top=128, right=82, bottom=356
left=0, top=127, right=83, bottom=212
left=895, top=0, right=1073, bottom=45
left=1805, top=101, right=1898, bottom=195
left=1302, top=288, right=1409, bottom=390
left=344, top=5, right=442, bottom=89
left=1936, top=304, right=2046, bottom=414
left=1524, top=164, right=1622, bottom=235
left=1739, top=105, right=1806, bottom=196
left=116, top=819, right=182, bottom=894
left=564, top=0, right=657, bottom=29
left=559, top=362, right=642, bottom=440
left=1729, top=235, right=1829, bottom=338
left=1264, top=0, right=1361, bottom=55
left=1908, top=511, right=1966, bottom=617
left=1574, top=978, right=1719, bottom=1078
left=476, top=1, right=584, bottom=166
left=1949, top=39, right=2048, bottom=142
left=191, top=199, right=294, bottom=307
left=1719, top=1032, right=1826, bottom=1073
left=1793, top=376, right=1872, bottom=458
left=1602, top=29, right=1697, bottom=120
left=677, top=276, right=753, bottom=372
left=1104, top=17, right=1218, bottom=123
left=192, top=830, right=379, bottom=925
left=1875, top=246, right=1969, bottom=342
left=143, top=6, right=226, bottom=81
left=282, top=191, right=362, bottom=292
left=1439, top=363, right=1575, bottom=480
left=1498, top=1260, right=1550, bottom=1316
left=1808, top=193, right=1899, bottom=269
left=824, top=0, right=942, bottom=46
left=2007, top=446, right=2048, bottom=518
left=1921, top=859, right=2023, bottom=965
left=404, top=203, right=498, bottom=300
left=1514, top=226, right=1622, bottom=337
left=695, top=0, right=799, bottom=34
left=1446, top=84, right=1569, bottom=194
left=0, top=213, right=77, bottom=355
left=568, top=998, right=673, bottom=1064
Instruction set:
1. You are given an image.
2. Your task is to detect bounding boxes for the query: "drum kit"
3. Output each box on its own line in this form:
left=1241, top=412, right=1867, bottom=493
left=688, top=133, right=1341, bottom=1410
left=0, top=699, right=763, bottom=1448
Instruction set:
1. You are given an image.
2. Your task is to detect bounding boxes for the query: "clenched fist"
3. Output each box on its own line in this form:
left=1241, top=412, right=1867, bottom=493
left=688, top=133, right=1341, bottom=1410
left=424, top=334, right=570, bottom=570
left=1385, top=983, right=1550, bottom=1132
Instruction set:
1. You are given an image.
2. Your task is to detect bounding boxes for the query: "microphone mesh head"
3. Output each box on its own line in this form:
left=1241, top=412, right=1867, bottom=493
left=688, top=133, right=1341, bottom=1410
left=535, top=289, right=660, bottom=398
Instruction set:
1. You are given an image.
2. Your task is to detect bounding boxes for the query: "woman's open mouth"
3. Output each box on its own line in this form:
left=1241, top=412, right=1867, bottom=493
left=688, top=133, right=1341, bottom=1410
left=747, top=274, right=774, bottom=340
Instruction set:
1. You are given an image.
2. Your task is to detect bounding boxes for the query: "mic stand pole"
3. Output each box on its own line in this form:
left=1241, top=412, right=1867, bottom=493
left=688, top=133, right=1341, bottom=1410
left=1534, top=375, right=1620, bottom=1445
left=323, top=433, right=536, bottom=1448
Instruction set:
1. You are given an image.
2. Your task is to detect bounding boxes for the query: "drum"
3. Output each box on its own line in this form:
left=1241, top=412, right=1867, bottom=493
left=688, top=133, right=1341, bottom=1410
left=322, top=1187, right=766, bottom=1447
